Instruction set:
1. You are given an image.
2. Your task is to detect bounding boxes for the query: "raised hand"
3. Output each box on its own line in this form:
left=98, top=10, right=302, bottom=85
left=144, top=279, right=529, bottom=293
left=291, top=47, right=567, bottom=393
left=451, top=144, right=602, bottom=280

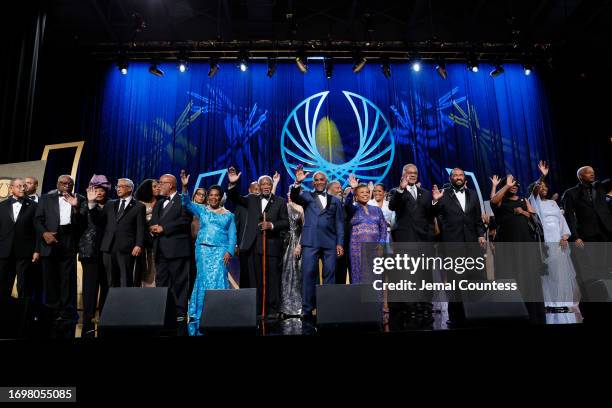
left=63, top=192, right=78, bottom=207
left=432, top=184, right=444, bottom=201
left=180, top=169, right=189, bottom=187
left=506, top=174, right=516, bottom=187
left=490, top=175, right=501, bottom=187
left=399, top=176, right=408, bottom=190
left=538, top=160, right=549, bottom=177
left=348, top=174, right=359, bottom=189
left=227, top=167, right=241, bottom=184
left=368, top=181, right=374, bottom=191
left=295, top=164, right=310, bottom=183
left=273, top=171, right=280, bottom=184
left=86, top=186, right=97, bottom=203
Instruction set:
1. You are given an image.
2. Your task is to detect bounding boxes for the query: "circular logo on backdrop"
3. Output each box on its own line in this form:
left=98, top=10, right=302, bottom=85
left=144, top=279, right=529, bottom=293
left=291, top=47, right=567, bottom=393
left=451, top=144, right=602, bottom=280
left=280, top=91, right=395, bottom=187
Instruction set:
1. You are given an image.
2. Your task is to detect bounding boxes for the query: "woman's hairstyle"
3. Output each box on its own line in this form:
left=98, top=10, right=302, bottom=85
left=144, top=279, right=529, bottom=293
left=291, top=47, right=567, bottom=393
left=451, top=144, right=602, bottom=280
left=374, top=183, right=386, bottom=191
left=354, top=183, right=370, bottom=194
left=499, top=177, right=520, bottom=197
left=134, top=179, right=157, bottom=202
left=192, top=188, right=207, bottom=202
left=208, top=185, right=224, bottom=197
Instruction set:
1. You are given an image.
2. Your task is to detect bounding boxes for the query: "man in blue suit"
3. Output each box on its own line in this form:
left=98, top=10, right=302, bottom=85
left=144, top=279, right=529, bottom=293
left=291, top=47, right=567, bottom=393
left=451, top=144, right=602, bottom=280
left=290, top=165, right=344, bottom=318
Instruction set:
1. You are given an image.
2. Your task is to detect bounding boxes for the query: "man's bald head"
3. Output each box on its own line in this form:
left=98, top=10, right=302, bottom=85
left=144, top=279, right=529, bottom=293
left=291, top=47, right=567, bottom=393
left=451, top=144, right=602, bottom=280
left=159, top=174, right=177, bottom=196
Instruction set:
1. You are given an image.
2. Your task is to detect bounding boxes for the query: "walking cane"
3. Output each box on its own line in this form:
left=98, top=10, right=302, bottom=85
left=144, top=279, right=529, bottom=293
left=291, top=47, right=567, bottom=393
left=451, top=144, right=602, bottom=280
left=262, top=211, right=267, bottom=319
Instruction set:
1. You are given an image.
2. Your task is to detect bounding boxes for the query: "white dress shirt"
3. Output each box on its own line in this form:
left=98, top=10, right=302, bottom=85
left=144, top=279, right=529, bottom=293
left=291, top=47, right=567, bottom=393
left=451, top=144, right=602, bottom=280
left=316, top=192, right=327, bottom=208
left=12, top=197, right=22, bottom=222
left=455, top=189, right=467, bottom=212
left=58, top=195, right=73, bottom=225
left=163, top=192, right=177, bottom=208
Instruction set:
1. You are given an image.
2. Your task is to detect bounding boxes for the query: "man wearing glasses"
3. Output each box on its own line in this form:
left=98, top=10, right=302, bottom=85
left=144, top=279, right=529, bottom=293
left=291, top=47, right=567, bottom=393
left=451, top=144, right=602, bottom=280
left=87, top=178, right=145, bottom=290
left=34, top=175, right=87, bottom=322
left=149, top=174, right=192, bottom=322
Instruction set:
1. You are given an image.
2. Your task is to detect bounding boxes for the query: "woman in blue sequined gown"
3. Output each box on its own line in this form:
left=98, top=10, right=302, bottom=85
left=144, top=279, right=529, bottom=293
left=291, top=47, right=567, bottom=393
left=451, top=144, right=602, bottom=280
left=181, top=173, right=236, bottom=336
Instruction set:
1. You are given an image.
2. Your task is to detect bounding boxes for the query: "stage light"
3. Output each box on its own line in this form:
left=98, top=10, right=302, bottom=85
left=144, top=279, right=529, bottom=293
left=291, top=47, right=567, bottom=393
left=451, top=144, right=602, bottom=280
left=148, top=63, right=164, bottom=77
left=324, top=57, right=334, bottom=79
left=208, top=58, right=219, bottom=78
left=411, top=60, right=421, bottom=72
left=267, top=57, right=277, bottom=78
left=489, top=64, right=505, bottom=77
left=467, top=61, right=479, bottom=73
left=352, top=52, right=367, bottom=73
left=295, top=53, right=308, bottom=73
left=178, top=60, right=188, bottom=73
left=117, top=62, right=128, bottom=75
left=523, top=64, right=533, bottom=75
left=381, top=58, right=391, bottom=79
left=435, top=61, right=447, bottom=79
left=238, top=50, right=249, bottom=72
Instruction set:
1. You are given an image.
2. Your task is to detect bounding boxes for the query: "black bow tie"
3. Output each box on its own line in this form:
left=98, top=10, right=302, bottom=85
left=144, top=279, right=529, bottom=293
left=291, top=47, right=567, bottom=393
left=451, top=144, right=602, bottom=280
left=261, top=194, right=271, bottom=200
left=453, top=187, right=465, bottom=193
left=9, top=197, right=24, bottom=204
left=314, top=191, right=326, bottom=196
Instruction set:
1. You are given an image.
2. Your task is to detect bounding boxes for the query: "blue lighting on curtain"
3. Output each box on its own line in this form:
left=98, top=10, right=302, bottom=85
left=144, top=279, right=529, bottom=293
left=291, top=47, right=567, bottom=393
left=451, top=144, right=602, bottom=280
left=86, top=61, right=556, bottom=197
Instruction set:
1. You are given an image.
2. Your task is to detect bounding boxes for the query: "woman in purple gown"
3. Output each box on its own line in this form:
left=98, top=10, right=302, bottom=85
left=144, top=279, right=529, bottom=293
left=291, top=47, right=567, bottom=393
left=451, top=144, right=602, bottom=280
left=345, top=175, right=388, bottom=284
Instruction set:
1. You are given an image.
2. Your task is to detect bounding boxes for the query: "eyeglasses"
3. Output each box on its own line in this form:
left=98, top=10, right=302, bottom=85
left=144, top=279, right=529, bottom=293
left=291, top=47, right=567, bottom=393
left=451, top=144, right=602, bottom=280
left=58, top=181, right=74, bottom=186
left=115, top=185, right=130, bottom=189
left=194, top=192, right=206, bottom=197
left=158, top=181, right=173, bottom=185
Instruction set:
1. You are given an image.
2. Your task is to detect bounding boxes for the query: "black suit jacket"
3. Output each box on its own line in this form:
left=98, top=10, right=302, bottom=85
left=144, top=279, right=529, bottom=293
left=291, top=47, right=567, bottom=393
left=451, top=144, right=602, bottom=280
left=228, top=186, right=289, bottom=257
left=562, top=182, right=612, bottom=241
left=0, top=197, right=40, bottom=258
left=149, top=193, right=192, bottom=259
left=388, top=186, right=435, bottom=242
left=34, top=192, right=87, bottom=256
left=91, top=198, right=146, bottom=253
left=432, top=188, right=486, bottom=242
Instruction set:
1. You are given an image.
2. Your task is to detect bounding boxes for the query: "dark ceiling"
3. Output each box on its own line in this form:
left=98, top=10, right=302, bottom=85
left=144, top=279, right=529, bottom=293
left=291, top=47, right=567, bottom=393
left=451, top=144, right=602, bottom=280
left=43, top=0, right=612, bottom=65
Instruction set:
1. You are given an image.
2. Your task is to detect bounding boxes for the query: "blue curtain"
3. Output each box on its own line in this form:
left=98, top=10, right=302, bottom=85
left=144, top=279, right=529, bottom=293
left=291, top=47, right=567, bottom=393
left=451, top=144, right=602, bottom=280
left=82, top=61, right=557, bottom=199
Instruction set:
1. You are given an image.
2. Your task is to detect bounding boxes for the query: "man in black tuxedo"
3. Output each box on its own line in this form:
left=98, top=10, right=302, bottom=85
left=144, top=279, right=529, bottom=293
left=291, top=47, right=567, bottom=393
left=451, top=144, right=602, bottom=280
left=88, top=178, right=145, bottom=289
left=431, top=168, right=487, bottom=323
left=388, top=164, right=435, bottom=243
left=227, top=168, right=289, bottom=319
left=34, top=175, right=86, bottom=321
left=562, top=166, right=612, bottom=318
left=0, top=178, right=40, bottom=301
left=234, top=181, right=261, bottom=289
left=149, top=174, right=192, bottom=320
left=388, top=164, right=436, bottom=317
left=328, top=180, right=349, bottom=284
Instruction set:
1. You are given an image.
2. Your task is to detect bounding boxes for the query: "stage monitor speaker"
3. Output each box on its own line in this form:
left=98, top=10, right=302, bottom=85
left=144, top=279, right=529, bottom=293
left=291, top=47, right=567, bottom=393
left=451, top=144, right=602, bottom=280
left=99, top=287, right=176, bottom=337
left=461, top=280, right=529, bottom=323
left=316, top=284, right=382, bottom=328
left=200, top=288, right=256, bottom=333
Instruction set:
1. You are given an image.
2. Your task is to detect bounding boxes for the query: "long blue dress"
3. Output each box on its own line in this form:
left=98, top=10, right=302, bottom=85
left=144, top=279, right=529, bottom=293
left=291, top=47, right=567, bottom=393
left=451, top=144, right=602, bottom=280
left=182, top=193, right=236, bottom=336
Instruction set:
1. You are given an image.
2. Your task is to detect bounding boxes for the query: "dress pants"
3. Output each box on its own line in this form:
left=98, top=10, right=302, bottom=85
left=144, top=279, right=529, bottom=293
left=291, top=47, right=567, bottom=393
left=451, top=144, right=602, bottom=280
left=155, top=250, right=190, bottom=318
left=301, top=246, right=337, bottom=314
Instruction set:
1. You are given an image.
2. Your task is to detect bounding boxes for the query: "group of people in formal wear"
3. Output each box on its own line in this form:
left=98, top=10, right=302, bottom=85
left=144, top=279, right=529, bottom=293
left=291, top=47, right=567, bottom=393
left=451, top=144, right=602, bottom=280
left=1, top=159, right=611, bottom=335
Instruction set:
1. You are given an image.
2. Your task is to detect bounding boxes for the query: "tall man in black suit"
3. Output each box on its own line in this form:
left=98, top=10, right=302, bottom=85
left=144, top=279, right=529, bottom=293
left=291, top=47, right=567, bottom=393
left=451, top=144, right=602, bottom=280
left=87, top=178, right=145, bottom=289
left=431, top=168, right=487, bottom=324
left=388, top=164, right=436, bottom=316
left=562, top=166, right=612, bottom=318
left=34, top=175, right=86, bottom=321
left=227, top=168, right=289, bottom=319
left=149, top=174, right=192, bottom=320
left=234, top=181, right=261, bottom=289
left=0, top=178, right=40, bottom=301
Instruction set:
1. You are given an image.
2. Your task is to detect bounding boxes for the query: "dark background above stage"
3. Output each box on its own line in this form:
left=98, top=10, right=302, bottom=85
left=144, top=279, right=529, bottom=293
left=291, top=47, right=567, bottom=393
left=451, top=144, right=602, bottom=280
left=1, top=1, right=611, bottom=196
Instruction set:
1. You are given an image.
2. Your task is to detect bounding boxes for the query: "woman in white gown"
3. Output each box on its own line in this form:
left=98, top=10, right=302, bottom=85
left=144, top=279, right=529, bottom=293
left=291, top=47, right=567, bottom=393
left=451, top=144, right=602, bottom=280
left=529, top=161, right=579, bottom=311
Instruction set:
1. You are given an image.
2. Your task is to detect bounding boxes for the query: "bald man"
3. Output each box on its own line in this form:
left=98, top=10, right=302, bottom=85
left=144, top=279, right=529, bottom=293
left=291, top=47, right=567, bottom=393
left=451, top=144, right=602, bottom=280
left=34, top=175, right=87, bottom=321
left=562, top=166, right=612, bottom=320
left=149, top=173, right=192, bottom=321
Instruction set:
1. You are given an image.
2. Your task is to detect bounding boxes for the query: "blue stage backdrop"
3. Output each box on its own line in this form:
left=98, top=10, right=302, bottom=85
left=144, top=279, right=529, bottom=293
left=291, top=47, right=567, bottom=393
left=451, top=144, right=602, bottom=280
left=86, top=61, right=557, bottom=200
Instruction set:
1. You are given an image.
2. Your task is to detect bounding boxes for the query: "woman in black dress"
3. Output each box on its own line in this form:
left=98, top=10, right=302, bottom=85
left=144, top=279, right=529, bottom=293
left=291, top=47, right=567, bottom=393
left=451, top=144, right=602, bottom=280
left=490, top=174, right=545, bottom=323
